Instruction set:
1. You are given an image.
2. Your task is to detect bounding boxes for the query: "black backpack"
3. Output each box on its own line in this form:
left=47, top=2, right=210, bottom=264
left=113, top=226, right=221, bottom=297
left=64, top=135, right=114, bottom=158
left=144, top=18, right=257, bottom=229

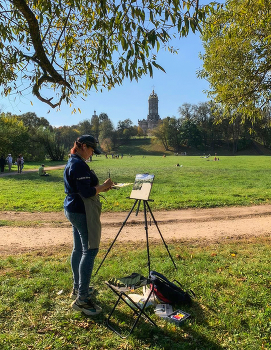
left=149, top=270, right=195, bottom=305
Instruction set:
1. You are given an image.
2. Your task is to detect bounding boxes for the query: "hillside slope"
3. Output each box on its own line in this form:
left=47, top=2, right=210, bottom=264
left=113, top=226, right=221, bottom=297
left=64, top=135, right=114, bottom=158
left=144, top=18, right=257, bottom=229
left=114, top=138, right=271, bottom=156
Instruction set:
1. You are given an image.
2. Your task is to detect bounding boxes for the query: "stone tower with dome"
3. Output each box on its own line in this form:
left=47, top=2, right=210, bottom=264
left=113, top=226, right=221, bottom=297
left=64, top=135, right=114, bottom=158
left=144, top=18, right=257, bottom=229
left=138, top=90, right=161, bottom=134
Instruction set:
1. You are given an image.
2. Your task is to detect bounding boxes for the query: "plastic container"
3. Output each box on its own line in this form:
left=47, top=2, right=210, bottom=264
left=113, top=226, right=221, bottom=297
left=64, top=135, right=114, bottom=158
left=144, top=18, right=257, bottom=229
left=154, top=304, right=173, bottom=318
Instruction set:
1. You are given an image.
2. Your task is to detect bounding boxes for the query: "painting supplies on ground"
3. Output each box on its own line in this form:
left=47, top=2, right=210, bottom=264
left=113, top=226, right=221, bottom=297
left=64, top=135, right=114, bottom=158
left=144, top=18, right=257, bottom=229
left=124, top=283, right=157, bottom=310
left=154, top=304, right=190, bottom=325
left=166, top=310, right=191, bottom=325
left=154, top=304, right=173, bottom=318
left=125, top=293, right=155, bottom=310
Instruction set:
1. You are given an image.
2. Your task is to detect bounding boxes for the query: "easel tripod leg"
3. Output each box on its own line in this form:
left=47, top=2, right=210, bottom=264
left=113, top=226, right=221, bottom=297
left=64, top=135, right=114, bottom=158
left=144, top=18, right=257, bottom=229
left=94, top=199, right=139, bottom=275
left=143, top=200, right=151, bottom=276
left=145, top=201, right=177, bottom=270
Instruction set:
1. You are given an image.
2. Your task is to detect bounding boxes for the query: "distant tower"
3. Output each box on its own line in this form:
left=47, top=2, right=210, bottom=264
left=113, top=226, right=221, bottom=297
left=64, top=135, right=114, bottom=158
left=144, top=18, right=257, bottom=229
left=147, top=90, right=160, bottom=128
left=138, top=90, right=161, bottom=134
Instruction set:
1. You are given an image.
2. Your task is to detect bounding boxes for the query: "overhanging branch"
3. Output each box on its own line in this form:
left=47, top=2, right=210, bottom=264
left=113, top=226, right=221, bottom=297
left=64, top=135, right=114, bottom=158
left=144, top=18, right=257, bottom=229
left=11, top=0, right=73, bottom=107
left=32, top=74, right=67, bottom=108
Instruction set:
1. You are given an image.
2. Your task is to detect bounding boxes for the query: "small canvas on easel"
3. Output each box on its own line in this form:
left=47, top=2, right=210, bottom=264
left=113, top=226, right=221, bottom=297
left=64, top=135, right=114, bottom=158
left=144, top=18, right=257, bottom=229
left=130, top=174, right=155, bottom=200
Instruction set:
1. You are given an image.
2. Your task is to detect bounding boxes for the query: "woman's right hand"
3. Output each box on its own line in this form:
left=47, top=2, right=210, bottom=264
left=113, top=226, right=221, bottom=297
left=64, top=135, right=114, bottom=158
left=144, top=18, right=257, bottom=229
left=104, top=178, right=114, bottom=188
left=102, top=178, right=114, bottom=191
left=95, top=178, right=114, bottom=194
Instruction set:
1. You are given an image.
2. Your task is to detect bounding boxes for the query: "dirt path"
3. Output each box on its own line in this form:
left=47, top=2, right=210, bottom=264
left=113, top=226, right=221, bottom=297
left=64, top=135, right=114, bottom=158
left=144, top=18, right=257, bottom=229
left=0, top=165, right=66, bottom=177
left=1, top=204, right=271, bottom=255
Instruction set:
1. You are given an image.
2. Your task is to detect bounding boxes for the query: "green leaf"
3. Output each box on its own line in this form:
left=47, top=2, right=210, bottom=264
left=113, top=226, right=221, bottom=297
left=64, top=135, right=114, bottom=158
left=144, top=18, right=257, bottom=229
left=148, top=62, right=153, bottom=77
left=152, top=61, right=166, bottom=73
left=156, top=40, right=160, bottom=52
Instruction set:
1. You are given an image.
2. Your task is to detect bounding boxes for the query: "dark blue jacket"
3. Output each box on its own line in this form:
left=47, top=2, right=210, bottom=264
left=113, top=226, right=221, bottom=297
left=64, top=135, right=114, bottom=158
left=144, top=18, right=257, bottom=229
left=63, top=154, right=99, bottom=213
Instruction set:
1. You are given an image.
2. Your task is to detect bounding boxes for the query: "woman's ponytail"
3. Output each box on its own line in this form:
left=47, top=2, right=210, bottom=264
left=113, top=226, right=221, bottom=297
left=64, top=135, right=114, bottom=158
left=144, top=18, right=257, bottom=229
left=70, top=140, right=83, bottom=154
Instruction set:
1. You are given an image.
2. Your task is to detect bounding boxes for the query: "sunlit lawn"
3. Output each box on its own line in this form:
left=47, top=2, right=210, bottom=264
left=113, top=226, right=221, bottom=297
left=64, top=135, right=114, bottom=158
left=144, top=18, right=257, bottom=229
left=0, top=237, right=270, bottom=349
left=0, top=155, right=271, bottom=212
left=1, top=155, right=271, bottom=349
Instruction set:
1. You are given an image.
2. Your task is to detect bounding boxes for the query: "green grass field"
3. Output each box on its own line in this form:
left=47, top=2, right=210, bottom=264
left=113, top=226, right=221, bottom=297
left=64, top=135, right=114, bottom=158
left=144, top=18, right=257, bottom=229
left=0, top=155, right=271, bottom=212
left=0, top=238, right=270, bottom=349
left=1, top=155, right=271, bottom=349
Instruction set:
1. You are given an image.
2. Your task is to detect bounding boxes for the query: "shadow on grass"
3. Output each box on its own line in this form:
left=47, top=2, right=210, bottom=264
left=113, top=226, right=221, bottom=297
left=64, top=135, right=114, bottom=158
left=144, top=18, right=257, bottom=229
left=2, top=169, right=64, bottom=182
left=84, top=296, right=223, bottom=350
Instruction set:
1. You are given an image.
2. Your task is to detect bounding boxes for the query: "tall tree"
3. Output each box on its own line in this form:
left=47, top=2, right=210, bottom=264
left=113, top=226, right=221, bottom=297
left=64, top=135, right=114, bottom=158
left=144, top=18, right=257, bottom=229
left=100, top=138, right=113, bottom=154
left=99, top=118, right=114, bottom=142
left=199, top=0, right=271, bottom=119
left=98, top=113, right=109, bottom=123
left=19, top=112, right=50, bottom=130
left=0, top=113, right=29, bottom=156
left=18, top=112, right=52, bottom=160
left=77, top=119, right=93, bottom=135
left=55, top=125, right=80, bottom=151
left=34, top=127, right=65, bottom=161
left=152, top=118, right=169, bottom=151
left=193, top=102, right=212, bottom=150
left=166, top=117, right=182, bottom=152
left=117, top=118, right=135, bottom=140
left=91, top=113, right=100, bottom=139
left=178, top=103, right=194, bottom=121
left=180, top=119, right=202, bottom=149
left=0, top=0, right=207, bottom=108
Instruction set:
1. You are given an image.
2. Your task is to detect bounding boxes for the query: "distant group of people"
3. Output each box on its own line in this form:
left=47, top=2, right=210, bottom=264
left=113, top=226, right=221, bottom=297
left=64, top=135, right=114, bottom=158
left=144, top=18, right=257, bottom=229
left=200, top=153, right=220, bottom=161
left=0, top=154, right=24, bottom=173
left=0, top=154, right=52, bottom=177
left=105, top=153, right=123, bottom=159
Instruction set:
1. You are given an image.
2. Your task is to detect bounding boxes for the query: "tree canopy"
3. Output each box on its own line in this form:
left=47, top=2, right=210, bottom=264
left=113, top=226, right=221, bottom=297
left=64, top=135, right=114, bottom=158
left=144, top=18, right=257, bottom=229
left=1, top=0, right=207, bottom=109
left=152, top=101, right=271, bottom=153
left=0, top=114, right=29, bottom=157
left=199, top=0, right=271, bottom=120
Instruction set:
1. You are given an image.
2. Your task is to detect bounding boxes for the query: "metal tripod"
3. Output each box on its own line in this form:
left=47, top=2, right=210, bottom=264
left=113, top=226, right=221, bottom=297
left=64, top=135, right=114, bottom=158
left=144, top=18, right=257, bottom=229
left=95, top=198, right=177, bottom=276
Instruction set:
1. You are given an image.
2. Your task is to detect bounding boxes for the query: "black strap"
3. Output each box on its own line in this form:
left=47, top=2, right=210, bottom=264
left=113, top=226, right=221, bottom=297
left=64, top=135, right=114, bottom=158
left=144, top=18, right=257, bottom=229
left=150, top=270, right=177, bottom=289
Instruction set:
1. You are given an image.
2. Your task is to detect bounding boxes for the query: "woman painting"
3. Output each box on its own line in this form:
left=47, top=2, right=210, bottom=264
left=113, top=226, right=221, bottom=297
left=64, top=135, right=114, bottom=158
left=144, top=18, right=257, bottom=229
left=64, top=135, right=113, bottom=315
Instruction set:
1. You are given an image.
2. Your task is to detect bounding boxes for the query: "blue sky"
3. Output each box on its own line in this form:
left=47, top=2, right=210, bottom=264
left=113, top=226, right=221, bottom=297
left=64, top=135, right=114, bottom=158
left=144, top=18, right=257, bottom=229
left=1, top=30, right=209, bottom=129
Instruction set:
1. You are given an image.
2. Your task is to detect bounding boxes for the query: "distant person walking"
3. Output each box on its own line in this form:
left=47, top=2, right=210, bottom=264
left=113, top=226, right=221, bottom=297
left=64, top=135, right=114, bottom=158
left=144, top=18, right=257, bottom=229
left=21, top=156, right=24, bottom=170
left=6, top=154, right=12, bottom=172
left=17, top=155, right=23, bottom=173
left=0, top=155, right=5, bottom=172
